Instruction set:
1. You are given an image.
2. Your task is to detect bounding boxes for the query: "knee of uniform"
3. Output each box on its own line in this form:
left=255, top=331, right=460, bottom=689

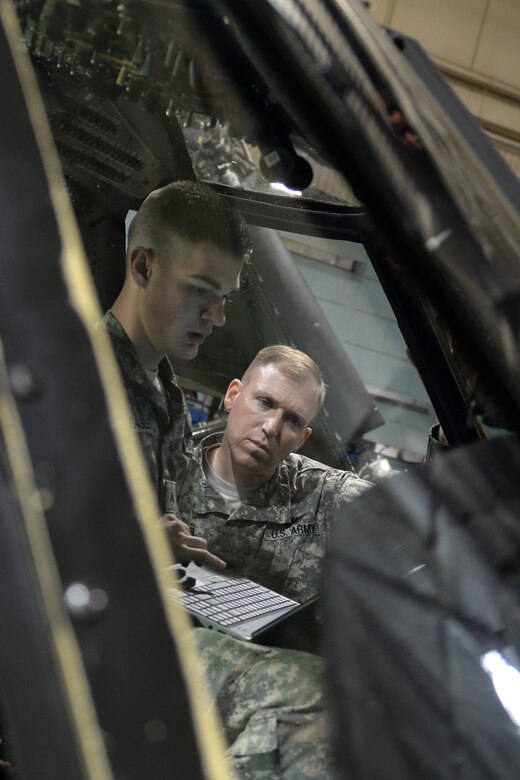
left=193, top=627, right=272, bottom=696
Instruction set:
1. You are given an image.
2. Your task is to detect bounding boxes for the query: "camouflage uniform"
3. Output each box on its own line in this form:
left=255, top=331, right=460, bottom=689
left=186, top=432, right=371, bottom=602
left=103, top=313, right=338, bottom=779
left=195, top=628, right=335, bottom=780
left=102, top=311, right=194, bottom=520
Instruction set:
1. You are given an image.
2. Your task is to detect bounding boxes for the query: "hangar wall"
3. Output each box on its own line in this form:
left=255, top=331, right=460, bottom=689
left=281, top=233, right=436, bottom=461
left=369, top=0, right=520, bottom=176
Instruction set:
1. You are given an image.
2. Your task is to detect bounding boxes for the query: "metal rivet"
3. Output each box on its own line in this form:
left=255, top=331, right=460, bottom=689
left=64, top=583, right=108, bottom=620
left=9, top=364, right=40, bottom=399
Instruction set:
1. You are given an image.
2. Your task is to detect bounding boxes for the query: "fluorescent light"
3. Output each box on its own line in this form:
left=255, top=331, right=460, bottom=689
left=270, top=182, right=302, bottom=196
left=480, top=649, right=520, bottom=729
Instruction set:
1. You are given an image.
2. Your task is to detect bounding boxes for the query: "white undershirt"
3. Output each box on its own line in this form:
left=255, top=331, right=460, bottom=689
left=204, top=446, right=257, bottom=508
left=144, top=366, right=163, bottom=394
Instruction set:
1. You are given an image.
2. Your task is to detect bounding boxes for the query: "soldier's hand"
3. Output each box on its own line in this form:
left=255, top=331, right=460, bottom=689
left=160, top=514, right=226, bottom=570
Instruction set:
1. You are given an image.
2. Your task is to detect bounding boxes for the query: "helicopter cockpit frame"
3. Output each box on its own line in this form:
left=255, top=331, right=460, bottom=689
left=2, top=1, right=520, bottom=778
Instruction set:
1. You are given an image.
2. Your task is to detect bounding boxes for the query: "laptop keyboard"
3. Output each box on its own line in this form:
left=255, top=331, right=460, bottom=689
left=170, top=574, right=298, bottom=626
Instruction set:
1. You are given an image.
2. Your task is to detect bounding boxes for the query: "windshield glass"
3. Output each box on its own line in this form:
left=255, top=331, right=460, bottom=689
left=178, top=112, right=361, bottom=205
left=6, top=0, right=520, bottom=778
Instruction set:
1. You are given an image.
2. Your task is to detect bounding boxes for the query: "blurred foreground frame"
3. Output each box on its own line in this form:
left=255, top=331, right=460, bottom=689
left=0, top=5, right=232, bottom=779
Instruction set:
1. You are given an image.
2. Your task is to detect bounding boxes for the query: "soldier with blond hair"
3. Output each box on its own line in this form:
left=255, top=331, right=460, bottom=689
left=172, top=345, right=370, bottom=602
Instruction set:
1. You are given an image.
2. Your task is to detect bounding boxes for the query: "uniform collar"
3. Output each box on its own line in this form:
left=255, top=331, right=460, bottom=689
left=194, top=431, right=293, bottom=522
left=102, top=310, right=179, bottom=410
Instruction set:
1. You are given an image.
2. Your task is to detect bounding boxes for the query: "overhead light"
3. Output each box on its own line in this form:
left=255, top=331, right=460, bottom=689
left=480, top=649, right=520, bottom=729
left=270, top=182, right=302, bottom=196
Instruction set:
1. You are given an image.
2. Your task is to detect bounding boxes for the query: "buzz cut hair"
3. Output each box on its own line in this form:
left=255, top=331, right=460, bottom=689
left=242, top=344, right=327, bottom=412
left=127, top=180, right=252, bottom=263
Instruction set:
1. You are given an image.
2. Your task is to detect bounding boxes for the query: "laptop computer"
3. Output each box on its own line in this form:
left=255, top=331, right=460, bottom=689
left=168, top=561, right=317, bottom=643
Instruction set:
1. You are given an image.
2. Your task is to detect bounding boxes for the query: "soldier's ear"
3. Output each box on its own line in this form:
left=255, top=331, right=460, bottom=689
left=294, top=426, right=312, bottom=452
left=224, top=379, right=242, bottom=412
left=130, top=246, right=152, bottom=287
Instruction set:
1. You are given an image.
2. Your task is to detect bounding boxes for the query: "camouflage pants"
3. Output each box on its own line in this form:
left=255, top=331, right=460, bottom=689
left=194, top=628, right=335, bottom=780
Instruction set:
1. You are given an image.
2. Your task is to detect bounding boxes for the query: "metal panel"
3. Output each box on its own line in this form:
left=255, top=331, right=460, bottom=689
left=0, top=6, right=229, bottom=779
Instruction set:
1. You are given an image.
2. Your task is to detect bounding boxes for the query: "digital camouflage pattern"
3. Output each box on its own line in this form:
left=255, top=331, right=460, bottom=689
left=102, top=311, right=194, bottom=521
left=185, top=432, right=372, bottom=602
left=195, top=628, right=336, bottom=780
left=103, top=315, right=340, bottom=779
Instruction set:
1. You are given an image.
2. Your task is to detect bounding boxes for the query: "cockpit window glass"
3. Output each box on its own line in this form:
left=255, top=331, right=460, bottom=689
left=279, top=230, right=436, bottom=473
left=177, top=112, right=360, bottom=206
left=10, top=0, right=520, bottom=777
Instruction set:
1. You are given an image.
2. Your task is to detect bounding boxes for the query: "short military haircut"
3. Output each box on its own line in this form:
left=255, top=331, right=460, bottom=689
left=127, top=180, right=252, bottom=263
left=242, top=344, right=327, bottom=413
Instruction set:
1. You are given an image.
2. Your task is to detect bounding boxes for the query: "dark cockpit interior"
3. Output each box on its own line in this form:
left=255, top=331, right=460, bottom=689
left=2, top=1, right=520, bottom=778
